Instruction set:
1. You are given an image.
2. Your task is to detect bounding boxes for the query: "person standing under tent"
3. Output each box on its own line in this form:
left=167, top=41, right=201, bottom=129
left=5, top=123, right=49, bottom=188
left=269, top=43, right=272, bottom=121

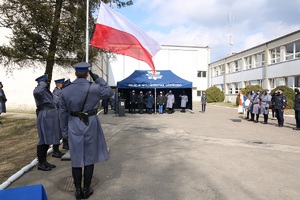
left=180, top=91, right=188, bottom=113
left=156, top=91, right=165, bottom=114
left=166, top=90, right=175, bottom=114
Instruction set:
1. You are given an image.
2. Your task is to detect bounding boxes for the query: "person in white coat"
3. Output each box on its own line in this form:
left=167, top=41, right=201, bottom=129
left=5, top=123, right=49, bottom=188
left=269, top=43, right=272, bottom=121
left=179, top=91, right=188, bottom=113
left=166, top=90, right=175, bottom=114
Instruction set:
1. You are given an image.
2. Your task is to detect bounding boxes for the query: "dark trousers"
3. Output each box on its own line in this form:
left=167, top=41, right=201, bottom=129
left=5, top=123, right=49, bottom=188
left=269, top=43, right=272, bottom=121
left=202, top=104, right=206, bottom=112
left=263, top=114, right=269, bottom=123
left=72, top=164, right=94, bottom=186
left=37, top=144, right=49, bottom=164
left=130, top=103, right=136, bottom=113
left=275, top=109, right=284, bottom=125
left=272, top=107, right=276, bottom=118
left=295, top=110, right=300, bottom=128
left=103, top=107, right=108, bottom=114
left=138, top=103, right=144, bottom=113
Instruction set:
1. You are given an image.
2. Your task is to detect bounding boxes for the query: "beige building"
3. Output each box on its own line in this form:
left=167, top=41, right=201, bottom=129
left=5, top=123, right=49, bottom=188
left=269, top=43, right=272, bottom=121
left=209, top=30, right=300, bottom=102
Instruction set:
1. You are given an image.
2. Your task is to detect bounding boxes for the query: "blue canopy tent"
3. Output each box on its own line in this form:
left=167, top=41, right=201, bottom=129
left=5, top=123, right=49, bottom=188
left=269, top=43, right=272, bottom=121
left=116, top=70, right=193, bottom=112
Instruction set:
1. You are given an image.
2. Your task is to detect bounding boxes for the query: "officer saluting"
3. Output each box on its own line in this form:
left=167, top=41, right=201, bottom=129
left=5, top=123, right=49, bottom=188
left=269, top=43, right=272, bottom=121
left=274, top=88, right=286, bottom=127
left=52, top=78, right=65, bottom=158
left=59, top=62, right=113, bottom=199
left=33, top=74, right=58, bottom=171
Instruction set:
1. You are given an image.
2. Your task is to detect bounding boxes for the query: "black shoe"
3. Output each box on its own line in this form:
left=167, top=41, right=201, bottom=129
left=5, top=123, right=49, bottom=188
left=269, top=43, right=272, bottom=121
left=75, top=188, right=82, bottom=200
left=82, top=187, right=93, bottom=199
left=37, top=162, right=52, bottom=171
left=278, top=125, right=283, bottom=127
left=248, top=119, right=254, bottom=121
left=293, top=127, right=299, bottom=130
left=44, top=161, right=56, bottom=168
left=262, top=122, right=268, bottom=124
left=245, top=117, right=249, bottom=120
left=62, top=143, right=69, bottom=150
left=253, top=120, right=258, bottom=123
left=52, top=151, right=65, bottom=158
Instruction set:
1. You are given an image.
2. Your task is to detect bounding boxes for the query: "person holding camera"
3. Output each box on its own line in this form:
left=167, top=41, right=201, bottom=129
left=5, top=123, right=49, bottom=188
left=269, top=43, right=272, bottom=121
left=59, top=62, right=113, bottom=199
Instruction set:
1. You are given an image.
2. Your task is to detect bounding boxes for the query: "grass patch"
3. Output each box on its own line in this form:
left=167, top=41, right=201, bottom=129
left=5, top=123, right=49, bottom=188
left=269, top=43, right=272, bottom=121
left=7, top=109, right=36, bottom=114
left=0, top=117, right=37, bottom=183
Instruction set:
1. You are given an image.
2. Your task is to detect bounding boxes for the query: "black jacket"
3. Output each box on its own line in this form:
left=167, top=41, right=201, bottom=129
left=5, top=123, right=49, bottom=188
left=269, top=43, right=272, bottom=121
left=274, top=93, right=286, bottom=109
left=294, top=93, right=300, bottom=111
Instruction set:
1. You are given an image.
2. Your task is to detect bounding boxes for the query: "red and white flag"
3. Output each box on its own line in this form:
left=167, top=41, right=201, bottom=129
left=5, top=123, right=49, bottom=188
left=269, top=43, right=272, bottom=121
left=91, top=3, right=161, bottom=71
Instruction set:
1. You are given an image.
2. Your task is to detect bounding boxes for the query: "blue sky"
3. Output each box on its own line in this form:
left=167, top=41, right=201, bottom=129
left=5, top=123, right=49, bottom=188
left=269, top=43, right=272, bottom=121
left=109, top=0, right=300, bottom=62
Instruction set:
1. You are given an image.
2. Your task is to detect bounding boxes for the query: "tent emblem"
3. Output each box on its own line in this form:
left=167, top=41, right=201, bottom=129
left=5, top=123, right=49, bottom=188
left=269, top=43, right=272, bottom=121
left=146, top=71, right=163, bottom=80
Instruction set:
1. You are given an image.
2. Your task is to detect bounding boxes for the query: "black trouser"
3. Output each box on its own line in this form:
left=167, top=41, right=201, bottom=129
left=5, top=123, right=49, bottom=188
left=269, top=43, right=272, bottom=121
left=103, top=107, right=108, bottom=114
left=130, top=103, right=136, bottom=113
left=138, top=103, right=144, bottom=113
left=272, top=107, right=276, bottom=118
left=263, top=114, right=268, bottom=123
left=53, top=144, right=60, bottom=152
left=72, top=164, right=94, bottom=187
left=37, top=144, right=49, bottom=164
left=251, top=113, right=255, bottom=120
left=202, top=104, right=206, bottom=112
left=295, top=110, right=300, bottom=128
left=255, top=114, right=259, bottom=121
left=275, top=109, right=284, bottom=125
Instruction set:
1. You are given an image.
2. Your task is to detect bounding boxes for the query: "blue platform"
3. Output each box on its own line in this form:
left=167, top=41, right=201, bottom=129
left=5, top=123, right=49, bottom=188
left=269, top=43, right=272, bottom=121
left=0, top=184, right=48, bottom=200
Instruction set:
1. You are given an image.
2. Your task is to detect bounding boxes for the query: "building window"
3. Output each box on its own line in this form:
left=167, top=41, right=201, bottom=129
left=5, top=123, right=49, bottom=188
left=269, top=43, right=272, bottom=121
left=286, top=43, right=294, bottom=61
left=255, top=53, right=265, bottom=67
left=197, top=71, right=207, bottom=77
left=295, top=41, right=300, bottom=58
left=197, top=90, right=205, bottom=96
left=245, top=56, right=252, bottom=69
left=270, top=47, right=280, bottom=64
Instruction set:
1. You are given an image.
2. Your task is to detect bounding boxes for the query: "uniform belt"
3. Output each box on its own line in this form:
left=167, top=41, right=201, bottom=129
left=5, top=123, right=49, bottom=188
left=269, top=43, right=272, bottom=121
left=37, top=103, right=57, bottom=110
left=70, top=109, right=98, bottom=117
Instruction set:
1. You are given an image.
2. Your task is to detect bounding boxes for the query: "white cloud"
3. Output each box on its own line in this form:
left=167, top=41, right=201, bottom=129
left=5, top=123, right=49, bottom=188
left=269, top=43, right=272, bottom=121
left=123, top=0, right=300, bottom=61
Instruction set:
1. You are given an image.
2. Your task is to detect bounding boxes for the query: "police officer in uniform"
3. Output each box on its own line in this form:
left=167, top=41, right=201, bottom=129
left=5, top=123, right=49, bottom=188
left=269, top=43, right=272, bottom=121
left=260, top=89, right=272, bottom=124
left=252, top=90, right=261, bottom=123
left=137, top=91, right=145, bottom=114
left=274, top=88, right=286, bottom=127
left=293, top=88, right=300, bottom=130
left=129, top=90, right=137, bottom=114
left=247, top=89, right=256, bottom=121
left=61, top=79, right=72, bottom=150
left=52, top=78, right=65, bottom=158
left=33, top=74, right=58, bottom=171
left=59, top=62, right=113, bottom=199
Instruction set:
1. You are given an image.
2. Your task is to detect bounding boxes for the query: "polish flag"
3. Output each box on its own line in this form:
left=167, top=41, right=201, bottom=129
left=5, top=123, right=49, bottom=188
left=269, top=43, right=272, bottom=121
left=91, top=3, right=161, bottom=71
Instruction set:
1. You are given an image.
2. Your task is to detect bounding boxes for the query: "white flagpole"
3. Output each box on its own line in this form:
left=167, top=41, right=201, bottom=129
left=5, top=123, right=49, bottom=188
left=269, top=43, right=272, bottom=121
left=85, top=0, right=89, bottom=62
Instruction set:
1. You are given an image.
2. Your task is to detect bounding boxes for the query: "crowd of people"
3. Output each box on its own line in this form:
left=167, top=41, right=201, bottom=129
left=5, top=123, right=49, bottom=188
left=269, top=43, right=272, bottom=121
left=244, top=88, right=300, bottom=130
left=126, top=89, right=189, bottom=114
